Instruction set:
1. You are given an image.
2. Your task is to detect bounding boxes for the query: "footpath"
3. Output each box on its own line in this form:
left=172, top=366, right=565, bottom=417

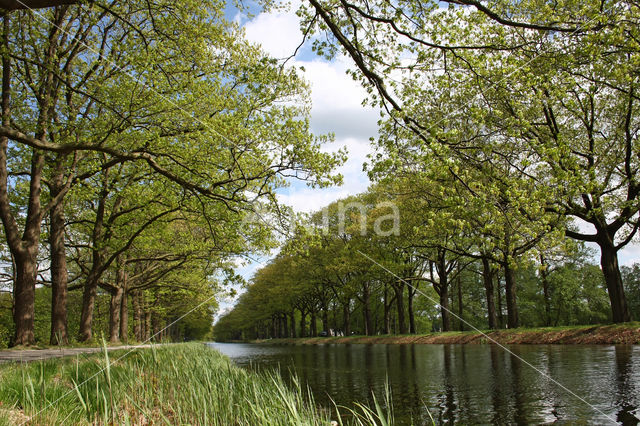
left=0, top=344, right=156, bottom=364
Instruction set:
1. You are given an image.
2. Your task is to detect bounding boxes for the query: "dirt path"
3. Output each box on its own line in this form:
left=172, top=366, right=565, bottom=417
left=0, top=344, right=157, bottom=364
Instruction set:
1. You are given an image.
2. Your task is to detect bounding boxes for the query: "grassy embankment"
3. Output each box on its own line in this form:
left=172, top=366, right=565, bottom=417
left=258, top=322, right=640, bottom=345
left=0, top=342, right=393, bottom=425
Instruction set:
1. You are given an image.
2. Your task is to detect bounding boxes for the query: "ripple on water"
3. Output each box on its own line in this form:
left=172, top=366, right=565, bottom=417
left=208, top=342, right=640, bottom=425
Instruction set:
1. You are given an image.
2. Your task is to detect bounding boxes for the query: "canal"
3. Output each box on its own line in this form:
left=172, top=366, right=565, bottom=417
left=208, top=342, right=640, bottom=425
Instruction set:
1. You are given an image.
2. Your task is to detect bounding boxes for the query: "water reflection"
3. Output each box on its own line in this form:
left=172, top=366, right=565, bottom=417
left=209, top=342, right=640, bottom=425
left=615, top=345, right=639, bottom=425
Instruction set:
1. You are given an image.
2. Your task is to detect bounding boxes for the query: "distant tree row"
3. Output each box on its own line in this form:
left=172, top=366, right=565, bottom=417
left=215, top=186, right=640, bottom=341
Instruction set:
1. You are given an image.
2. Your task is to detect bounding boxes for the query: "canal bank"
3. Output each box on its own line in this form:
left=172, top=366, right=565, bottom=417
left=254, top=322, right=640, bottom=345
left=0, top=343, right=336, bottom=425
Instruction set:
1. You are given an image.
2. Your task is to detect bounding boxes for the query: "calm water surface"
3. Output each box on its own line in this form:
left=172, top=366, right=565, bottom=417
left=208, top=342, right=640, bottom=425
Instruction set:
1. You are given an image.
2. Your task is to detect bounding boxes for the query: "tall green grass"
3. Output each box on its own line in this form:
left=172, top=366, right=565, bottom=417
left=0, top=342, right=399, bottom=425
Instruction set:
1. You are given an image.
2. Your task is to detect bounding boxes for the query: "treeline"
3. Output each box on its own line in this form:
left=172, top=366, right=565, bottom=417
left=8, top=0, right=640, bottom=344
left=296, top=0, right=640, bottom=325
left=217, top=0, right=640, bottom=340
left=0, top=284, right=214, bottom=346
left=0, top=2, right=340, bottom=347
left=214, top=188, right=640, bottom=341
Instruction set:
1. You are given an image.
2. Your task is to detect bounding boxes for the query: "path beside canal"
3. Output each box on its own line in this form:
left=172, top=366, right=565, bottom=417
left=0, top=344, right=158, bottom=363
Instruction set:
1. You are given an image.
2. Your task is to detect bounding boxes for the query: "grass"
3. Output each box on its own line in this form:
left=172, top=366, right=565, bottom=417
left=0, top=341, right=399, bottom=425
left=256, top=322, right=640, bottom=345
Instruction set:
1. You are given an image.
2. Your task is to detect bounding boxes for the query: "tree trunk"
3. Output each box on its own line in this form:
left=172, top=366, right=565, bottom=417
left=3, top=148, right=45, bottom=347
left=132, top=291, right=142, bottom=341
left=2, top=11, right=66, bottom=347
left=311, top=309, right=318, bottom=336
left=496, top=276, right=504, bottom=328
left=439, top=284, right=451, bottom=332
left=408, top=285, right=416, bottom=334
left=79, top=267, right=100, bottom=341
left=144, top=308, right=151, bottom=341
left=504, top=261, right=519, bottom=328
left=363, top=285, right=373, bottom=335
left=152, top=311, right=161, bottom=341
left=433, top=252, right=451, bottom=332
left=120, top=289, right=128, bottom=343
left=279, top=316, right=284, bottom=337
left=109, top=287, right=124, bottom=343
left=12, top=252, right=37, bottom=345
left=0, top=18, right=35, bottom=345
left=283, top=313, right=289, bottom=337
left=383, top=285, right=391, bottom=334
left=151, top=293, right=162, bottom=341
left=118, top=258, right=128, bottom=342
left=290, top=310, right=296, bottom=338
left=49, top=157, right=69, bottom=345
left=108, top=255, right=128, bottom=343
left=299, top=310, right=306, bottom=337
left=393, top=284, right=406, bottom=334
left=482, top=257, right=497, bottom=329
left=321, top=305, right=329, bottom=333
left=0, top=17, right=33, bottom=347
left=539, top=255, right=552, bottom=327
left=598, top=238, right=631, bottom=323
left=331, top=301, right=338, bottom=330
left=79, top=166, right=110, bottom=342
left=457, top=275, right=464, bottom=332
left=342, top=299, right=351, bottom=335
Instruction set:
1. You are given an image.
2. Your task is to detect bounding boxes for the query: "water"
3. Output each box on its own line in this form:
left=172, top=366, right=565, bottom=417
left=208, top=342, right=640, bottom=425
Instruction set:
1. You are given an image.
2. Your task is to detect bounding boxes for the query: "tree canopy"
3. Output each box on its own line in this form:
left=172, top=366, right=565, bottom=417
left=1, top=0, right=639, bottom=348
left=0, top=0, right=342, bottom=346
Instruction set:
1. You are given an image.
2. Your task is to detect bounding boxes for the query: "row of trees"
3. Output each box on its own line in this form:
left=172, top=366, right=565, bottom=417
left=297, top=0, right=640, bottom=324
left=1, top=267, right=216, bottom=346
left=218, top=0, right=640, bottom=338
left=0, top=2, right=341, bottom=346
left=215, top=186, right=640, bottom=341
left=8, top=0, right=640, bottom=342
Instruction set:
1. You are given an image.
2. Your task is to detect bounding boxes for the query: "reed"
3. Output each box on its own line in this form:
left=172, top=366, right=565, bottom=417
left=0, top=342, right=396, bottom=425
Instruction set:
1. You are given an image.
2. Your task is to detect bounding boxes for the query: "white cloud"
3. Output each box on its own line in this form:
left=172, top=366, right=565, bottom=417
left=276, top=136, right=373, bottom=213
left=618, top=245, right=640, bottom=266
left=333, top=136, right=373, bottom=171
left=300, top=58, right=369, bottom=110
left=302, top=59, right=379, bottom=140
left=243, top=13, right=380, bottom=139
left=243, top=8, right=303, bottom=59
left=243, top=6, right=378, bottom=216
left=277, top=188, right=354, bottom=213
